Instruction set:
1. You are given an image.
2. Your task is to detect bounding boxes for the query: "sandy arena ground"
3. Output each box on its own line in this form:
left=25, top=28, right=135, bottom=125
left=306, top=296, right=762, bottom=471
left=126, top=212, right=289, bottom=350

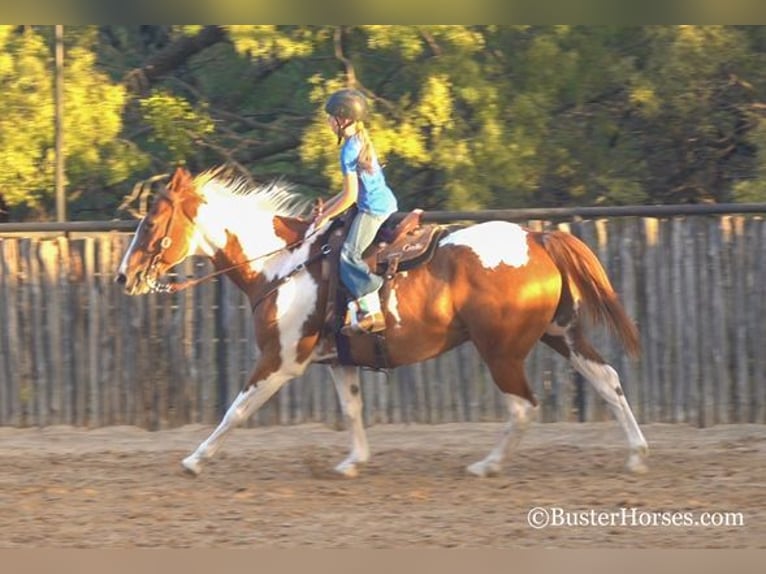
left=0, top=422, right=763, bottom=548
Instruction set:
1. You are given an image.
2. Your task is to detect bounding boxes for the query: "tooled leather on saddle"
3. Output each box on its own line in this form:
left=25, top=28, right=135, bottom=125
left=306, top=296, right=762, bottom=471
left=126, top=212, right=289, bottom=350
left=367, top=209, right=444, bottom=276
left=323, top=208, right=443, bottom=287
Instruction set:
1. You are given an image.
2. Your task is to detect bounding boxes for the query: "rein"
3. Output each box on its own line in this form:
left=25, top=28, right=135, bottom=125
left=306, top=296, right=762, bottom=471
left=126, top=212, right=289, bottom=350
left=248, top=243, right=332, bottom=309
left=153, top=225, right=328, bottom=295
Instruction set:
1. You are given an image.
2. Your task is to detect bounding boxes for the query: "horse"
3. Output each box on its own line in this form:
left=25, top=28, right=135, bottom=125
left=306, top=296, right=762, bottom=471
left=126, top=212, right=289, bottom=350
left=116, top=166, right=649, bottom=478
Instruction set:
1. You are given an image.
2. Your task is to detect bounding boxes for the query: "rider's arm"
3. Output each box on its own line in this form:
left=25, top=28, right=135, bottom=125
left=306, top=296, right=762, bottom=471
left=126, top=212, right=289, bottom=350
left=314, top=173, right=358, bottom=228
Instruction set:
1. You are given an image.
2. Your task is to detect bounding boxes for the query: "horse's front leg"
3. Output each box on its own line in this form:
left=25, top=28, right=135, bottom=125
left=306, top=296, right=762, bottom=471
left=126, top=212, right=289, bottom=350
left=328, top=365, right=369, bottom=477
left=181, top=361, right=292, bottom=477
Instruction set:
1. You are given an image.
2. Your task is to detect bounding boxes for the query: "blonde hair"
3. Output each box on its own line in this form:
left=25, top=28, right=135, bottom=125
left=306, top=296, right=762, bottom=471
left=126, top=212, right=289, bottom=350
left=352, top=121, right=375, bottom=174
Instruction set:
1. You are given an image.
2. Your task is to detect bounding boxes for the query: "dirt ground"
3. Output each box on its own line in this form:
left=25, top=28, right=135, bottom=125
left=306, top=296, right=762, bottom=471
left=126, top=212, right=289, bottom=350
left=0, top=421, right=763, bottom=548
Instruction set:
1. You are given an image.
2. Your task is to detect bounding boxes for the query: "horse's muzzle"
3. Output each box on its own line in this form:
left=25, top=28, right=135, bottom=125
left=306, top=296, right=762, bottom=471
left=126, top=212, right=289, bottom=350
left=115, top=269, right=153, bottom=295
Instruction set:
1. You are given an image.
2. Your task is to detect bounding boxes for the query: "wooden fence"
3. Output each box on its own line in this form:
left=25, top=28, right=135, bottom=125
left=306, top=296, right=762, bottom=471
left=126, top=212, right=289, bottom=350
left=1, top=214, right=765, bottom=429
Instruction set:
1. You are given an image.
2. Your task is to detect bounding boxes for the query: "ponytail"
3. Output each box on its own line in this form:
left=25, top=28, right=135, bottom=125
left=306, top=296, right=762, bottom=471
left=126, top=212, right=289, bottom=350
left=355, top=121, right=375, bottom=174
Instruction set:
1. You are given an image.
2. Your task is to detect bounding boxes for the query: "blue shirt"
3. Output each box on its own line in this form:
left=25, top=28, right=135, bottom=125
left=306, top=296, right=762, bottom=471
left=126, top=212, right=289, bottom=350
left=340, top=134, right=398, bottom=216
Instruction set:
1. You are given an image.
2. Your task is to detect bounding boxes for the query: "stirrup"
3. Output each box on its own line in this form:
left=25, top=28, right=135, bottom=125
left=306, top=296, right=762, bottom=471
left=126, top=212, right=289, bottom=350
left=340, top=312, right=386, bottom=336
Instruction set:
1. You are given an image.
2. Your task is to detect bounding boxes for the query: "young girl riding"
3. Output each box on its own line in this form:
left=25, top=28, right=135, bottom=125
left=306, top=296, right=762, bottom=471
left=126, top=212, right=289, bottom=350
left=312, top=88, right=398, bottom=336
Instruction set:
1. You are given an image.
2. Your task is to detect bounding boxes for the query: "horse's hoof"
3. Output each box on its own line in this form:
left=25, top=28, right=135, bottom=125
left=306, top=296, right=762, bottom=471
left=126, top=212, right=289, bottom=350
left=626, top=450, right=649, bottom=474
left=626, top=459, right=649, bottom=474
left=467, top=461, right=501, bottom=478
left=334, top=461, right=360, bottom=478
left=181, top=456, right=201, bottom=477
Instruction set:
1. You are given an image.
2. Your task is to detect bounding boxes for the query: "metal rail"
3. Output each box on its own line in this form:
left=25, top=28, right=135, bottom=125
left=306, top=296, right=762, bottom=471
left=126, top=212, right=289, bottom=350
left=1, top=203, right=765, bottom=234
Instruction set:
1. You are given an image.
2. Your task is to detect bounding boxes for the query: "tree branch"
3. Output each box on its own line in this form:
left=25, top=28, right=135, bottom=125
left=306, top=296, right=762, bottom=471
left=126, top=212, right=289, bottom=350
left=123, top=25, right=227, bottom=95
left=419, top=28, right=443, bottom=58
left=333, top=26, right=357, bottom=87
left=242, top=135, right=303, bottom=162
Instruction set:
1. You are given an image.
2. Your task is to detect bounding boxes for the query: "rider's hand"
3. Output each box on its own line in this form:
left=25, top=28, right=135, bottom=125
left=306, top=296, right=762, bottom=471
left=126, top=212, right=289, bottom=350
left=311, top=198, right=324, bottom=219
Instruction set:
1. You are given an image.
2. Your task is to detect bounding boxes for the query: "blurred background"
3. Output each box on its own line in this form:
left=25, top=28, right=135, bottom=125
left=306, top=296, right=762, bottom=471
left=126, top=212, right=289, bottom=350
left=3, top=25, right=766, bottom=223
left=1, top=26, right=765, bottom=430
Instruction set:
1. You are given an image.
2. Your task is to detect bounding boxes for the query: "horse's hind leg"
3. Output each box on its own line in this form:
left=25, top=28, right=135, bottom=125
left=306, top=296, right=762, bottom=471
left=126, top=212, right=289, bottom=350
left=542, top=330, right=649, bottom=473
left=328, top=365, right=370, bottom=477
left=467, top=358, right=537, bottom=478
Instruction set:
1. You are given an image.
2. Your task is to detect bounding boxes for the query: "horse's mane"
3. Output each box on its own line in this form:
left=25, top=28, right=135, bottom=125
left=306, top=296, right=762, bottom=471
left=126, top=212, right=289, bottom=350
left=193, top=168, right=312, bottom=219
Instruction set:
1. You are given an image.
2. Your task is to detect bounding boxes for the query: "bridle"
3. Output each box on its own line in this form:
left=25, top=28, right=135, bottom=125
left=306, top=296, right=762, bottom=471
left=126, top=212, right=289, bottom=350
left=146, top=188, right=180, bottom=279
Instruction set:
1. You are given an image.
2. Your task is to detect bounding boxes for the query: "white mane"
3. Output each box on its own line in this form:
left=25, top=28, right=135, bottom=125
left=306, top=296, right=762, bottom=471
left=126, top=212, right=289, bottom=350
left=186, top=169, right=317, bottom=276
left=193, top=169, right=312, bottom=219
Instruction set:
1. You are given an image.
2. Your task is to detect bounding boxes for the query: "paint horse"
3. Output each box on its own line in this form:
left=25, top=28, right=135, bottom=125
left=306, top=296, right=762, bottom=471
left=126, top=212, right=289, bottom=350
left=116, top=167, right=649, bottom=478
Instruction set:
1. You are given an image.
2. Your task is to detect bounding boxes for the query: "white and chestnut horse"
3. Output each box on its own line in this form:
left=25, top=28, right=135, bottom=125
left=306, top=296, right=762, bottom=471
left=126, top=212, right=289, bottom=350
left=116, top=166, right=649, bottom=477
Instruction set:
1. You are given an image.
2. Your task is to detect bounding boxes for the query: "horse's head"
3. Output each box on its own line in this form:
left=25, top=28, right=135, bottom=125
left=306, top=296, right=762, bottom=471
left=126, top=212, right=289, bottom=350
left=116, top=166, right=203, bottom=295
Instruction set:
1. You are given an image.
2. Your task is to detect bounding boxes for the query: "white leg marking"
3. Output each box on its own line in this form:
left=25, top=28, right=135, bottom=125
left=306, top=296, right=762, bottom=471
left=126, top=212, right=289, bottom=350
left=181, top=373, right=291, bottom=476
left=468, top=394, right=535, bottom=478
left=182, top=266, right=316, bottom=475
left=328, top=365, right=369, bottom=477
left=570, top=352, right=649, bottom=473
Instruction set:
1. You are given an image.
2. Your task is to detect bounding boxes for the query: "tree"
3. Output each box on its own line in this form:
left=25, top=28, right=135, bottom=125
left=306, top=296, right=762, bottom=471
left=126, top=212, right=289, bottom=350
left=0, top=26, right=147, bottom=219
left=3, top=25, right=766, bottom=221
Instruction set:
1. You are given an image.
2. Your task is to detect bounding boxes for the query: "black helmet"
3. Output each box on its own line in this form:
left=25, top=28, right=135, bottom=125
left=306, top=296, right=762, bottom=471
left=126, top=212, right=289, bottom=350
left=324, top=88, right=368, bottom=122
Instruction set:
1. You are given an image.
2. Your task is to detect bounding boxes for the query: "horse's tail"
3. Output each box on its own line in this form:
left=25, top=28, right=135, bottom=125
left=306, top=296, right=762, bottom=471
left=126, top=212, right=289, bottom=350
left=541, top=230, right=640, bottom=357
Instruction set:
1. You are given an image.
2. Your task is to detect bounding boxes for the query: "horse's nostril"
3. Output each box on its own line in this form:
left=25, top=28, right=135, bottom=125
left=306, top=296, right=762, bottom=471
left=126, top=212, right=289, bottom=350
left=115, top=273, right=126, bottom=285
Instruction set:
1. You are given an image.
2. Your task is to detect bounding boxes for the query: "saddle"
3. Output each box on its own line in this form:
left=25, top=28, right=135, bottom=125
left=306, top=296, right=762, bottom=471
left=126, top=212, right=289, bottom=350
left=324, top=208, right=444, bottom=283
left=369, top=209, right=444, bottom=277
left=319, top=209, right=445, bottom=366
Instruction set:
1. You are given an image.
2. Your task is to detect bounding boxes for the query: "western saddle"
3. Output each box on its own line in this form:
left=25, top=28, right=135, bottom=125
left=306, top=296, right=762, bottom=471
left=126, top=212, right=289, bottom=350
left=319, top=208, right=445, bottom=364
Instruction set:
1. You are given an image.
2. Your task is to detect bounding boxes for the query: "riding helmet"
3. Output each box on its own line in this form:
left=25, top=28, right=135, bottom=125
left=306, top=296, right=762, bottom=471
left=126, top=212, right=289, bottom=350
left=324, top=88, right=368, bottom=122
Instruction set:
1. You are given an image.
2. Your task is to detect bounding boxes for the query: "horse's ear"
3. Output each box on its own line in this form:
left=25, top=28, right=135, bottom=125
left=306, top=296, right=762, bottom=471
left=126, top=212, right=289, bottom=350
left=168, top=166, right=192, bottom=194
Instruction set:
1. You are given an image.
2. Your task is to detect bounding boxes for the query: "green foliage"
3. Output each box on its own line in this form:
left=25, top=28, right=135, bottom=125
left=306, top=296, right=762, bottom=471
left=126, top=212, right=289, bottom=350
left=0, top=27, right=55, bottom=210
left=733, top=118, right=766, bottom=202
left=0, top=26, right=147, bottom=217
left=227, top=25, right=316, bottom=60
left=2, top=25, right=766, bottom=221
left=139, top=90, right=215, bottom=162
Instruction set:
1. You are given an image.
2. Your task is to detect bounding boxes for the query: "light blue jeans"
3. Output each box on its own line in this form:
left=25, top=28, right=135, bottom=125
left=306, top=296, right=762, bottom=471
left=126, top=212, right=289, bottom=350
left=340, top=210, right=390, bottom=299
